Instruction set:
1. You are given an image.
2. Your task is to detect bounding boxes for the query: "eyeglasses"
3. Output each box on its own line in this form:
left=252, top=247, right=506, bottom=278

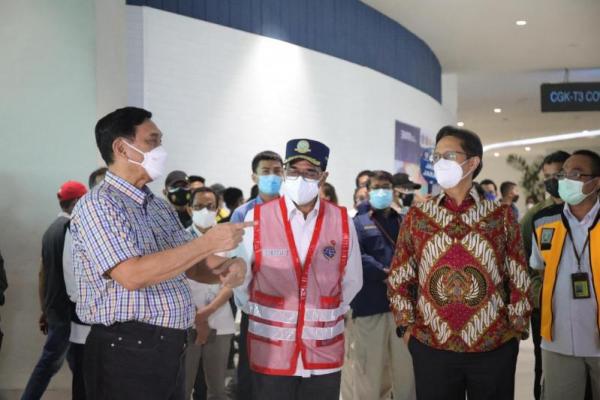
left=430, top=151, right=469, bottom=163
left=556, top=171, right=597, bottom=181
left=285, top=168, right=321, bottom=181
left=191, top=204, right=217, bottom=211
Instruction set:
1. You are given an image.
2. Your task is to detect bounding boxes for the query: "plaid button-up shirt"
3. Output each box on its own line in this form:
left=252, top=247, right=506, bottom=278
left=70, top=171, right=194, bottom=329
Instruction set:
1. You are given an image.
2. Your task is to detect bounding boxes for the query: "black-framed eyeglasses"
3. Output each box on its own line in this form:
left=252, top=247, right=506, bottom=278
left=556, top=171, right=597, bottom=181
left=285, top=167, right=321, bottom=181
left=430, top=151, right=469, bottom=163
left=191, top=204, right=217, bottom=211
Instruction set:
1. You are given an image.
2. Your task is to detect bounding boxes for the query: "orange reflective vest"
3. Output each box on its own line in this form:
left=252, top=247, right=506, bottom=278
left=533, top=206, right=600, bottom=341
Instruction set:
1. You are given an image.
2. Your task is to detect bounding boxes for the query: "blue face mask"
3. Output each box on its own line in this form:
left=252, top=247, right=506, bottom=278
left=258, top=174, right=282, bottom=196
left=484, top=191, right=496, bottom=201
left=369, top=189, right=394, bottom=210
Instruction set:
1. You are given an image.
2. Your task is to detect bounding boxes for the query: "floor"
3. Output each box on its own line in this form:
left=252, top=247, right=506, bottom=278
left=0, top=338, right=536, bottom=399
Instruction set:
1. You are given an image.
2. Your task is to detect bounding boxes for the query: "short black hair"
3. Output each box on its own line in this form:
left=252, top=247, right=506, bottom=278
left=435, top=126, right=483, bottom=178
left=88, top=167, right=108, bottom=189
left=479, top=179, right=497, bottom=192
left=366, top=170, right=393, bottom=189
left=252, top=151, right=283, bottom=173
left=542, top=151, right=570, bottom=166
left=249, top=184, right=259, bottom=200
left=223, top=187, right=244, bottom=210
left=572, top=150, right=600, bottom=176
left=500, top=181, right=517, bottom=197
left=59, top=199, right=77, bottom=212
left=355, top=170, right=374, bottom=187
left=321, top=182, right=338, bottom=205
left=95, top=107, right=152, bottom=165
left=189, top=187, right=218, bottom=206
left=188, top=175, right=205, bottom=185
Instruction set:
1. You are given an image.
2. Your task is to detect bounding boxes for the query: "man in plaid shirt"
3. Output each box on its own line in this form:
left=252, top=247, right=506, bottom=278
left=71, top=107, right=249, bottom=399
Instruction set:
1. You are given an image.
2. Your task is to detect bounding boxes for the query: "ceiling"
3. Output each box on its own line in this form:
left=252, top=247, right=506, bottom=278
left=362, top=0, right=600, bottom=155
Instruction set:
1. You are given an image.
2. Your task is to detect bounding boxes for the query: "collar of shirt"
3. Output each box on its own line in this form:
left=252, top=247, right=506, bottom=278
left=435, top=185, right=481, bottom=211
left=284, top=195, right=321, bottom=221
left=104, top=170, right=153, bottom=206
left=57, top=211, right=71, bottom=219
left=191, top=224, right=204, bottom=237
left=563, top=199, right=600, bottom=229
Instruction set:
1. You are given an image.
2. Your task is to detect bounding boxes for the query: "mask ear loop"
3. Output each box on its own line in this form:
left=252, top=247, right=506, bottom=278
left=122, top=140, right=146, bottom=166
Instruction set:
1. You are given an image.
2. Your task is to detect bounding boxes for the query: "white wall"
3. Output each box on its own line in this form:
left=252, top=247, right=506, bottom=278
left=0, top=0, right=98, bottom=389
left=128, top=6, right=455, bottom=205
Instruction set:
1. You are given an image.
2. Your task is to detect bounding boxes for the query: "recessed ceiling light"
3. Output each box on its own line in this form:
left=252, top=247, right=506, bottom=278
left=515, top=20, right=527, bottom=26
left=494, top=108, right=502, bottom=113
left=525, top=146, right=531, bottom=152
left=457, top=121, right=464, bottom=127
left=494, top=152, right=500, bottom=157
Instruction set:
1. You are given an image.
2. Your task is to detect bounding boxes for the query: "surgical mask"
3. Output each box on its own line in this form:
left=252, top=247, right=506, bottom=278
left=167, top=187, right=191, bottom=206
left=544, top=178, right=560, bottom=198
left=192, top=208, right=217, bottom=229
left=433, top=159, right=470, bottom=189
left=369, top=189, right=394, bottom=210
left=124, top=141, right=168, bottom=181
left=512, top=195, right=520, bottom=203
left=258, top=175, right=282, bottom=196
left=282, top=178, right=320, bottom=206
left=484, top=192, right=496, bottom=201
left=558, top=178, right=594, bottom=205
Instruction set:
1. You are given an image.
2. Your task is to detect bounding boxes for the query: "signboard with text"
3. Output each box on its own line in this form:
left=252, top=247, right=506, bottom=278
left=541, top=82, right=600, bottom=112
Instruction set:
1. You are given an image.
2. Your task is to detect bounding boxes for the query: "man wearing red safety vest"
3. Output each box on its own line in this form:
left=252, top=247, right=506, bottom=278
left=234, top=138, right=363, bottom=399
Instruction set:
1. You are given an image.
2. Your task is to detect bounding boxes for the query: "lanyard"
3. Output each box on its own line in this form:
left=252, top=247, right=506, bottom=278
left=565, top=226, right=590, bottom=272
left=370, top=211, right=401, bottom=246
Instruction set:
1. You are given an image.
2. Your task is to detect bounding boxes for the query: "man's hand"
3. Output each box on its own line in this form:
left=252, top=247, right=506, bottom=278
left=202, top=222, right=253, bottom=253
left=39, top=313, right=48, bottom=335
left=217, top=258, right=247, bottom=289
left=194, top=315, right=210, bottom=345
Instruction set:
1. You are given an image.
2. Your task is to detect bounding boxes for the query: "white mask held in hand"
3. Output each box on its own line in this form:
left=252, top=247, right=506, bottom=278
left=123, top=141, right=168, bottom=181
left=192, top=208, right=217, bottom=229
left=434, top=158, right=473, bottom=189
left=283, top=178, right=320, bottom=206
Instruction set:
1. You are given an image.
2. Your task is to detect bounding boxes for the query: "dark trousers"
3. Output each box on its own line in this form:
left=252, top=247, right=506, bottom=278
left=67, top=342, right=87, bottom=400
left=409, top=337, right=519, bottom=400
left=236, top=312, right=253, bottom=400
left=84, top=321, right=188, bottom=400
left=252, top=371, right=341, bottom=400
left=531, top=309, right=543, bottom=400
left=21, top=322, right=71, bottom=400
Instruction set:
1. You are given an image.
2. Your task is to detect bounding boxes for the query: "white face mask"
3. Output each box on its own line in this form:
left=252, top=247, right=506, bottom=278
left=433, top=158, right=471, bottom=189
left=282, top=178, right=320, bottom=206
left=123, top=141, right=168, bottom=181
left=192, top=208, right=217, bottom=229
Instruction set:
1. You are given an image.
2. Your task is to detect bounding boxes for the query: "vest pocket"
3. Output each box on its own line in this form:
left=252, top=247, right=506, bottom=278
left=254, top=290, right=285, bottom=308
left=320, top=296, right=341, bottom=309
left=249, top=332, right=283, bottom=347
left=315, top=333, right=344, bottom=347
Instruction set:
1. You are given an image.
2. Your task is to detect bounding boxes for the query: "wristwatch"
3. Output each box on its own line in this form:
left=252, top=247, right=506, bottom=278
left=396, top=326, right=409, bottom=338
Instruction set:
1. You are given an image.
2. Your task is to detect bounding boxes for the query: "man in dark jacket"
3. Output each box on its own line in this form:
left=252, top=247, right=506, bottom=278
left=348, top=170, right=416, bottom=400
left=21, top=181, right=87, bottom=400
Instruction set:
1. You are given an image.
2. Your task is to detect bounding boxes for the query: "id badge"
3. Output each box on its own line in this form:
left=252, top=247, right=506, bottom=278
left=571, top=272, right=591, bottom=299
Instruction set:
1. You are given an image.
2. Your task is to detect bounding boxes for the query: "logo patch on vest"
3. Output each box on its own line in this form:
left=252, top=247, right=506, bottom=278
left=263, top=248, right=289, bottom=257
left=323, top=240, right=337, bottom=260
left=540, top=228, right=555, bottom=251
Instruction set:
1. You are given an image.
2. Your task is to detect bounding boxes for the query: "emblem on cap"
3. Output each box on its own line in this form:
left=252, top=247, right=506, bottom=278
left=295, top=140, right=311, bottom=154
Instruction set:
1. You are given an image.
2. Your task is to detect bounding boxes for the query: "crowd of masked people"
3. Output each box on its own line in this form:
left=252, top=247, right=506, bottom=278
left=3, top=106, right=599, bottom=400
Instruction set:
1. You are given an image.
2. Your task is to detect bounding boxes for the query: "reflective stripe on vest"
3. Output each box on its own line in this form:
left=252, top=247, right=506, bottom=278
left=249, top=318, right=345, bottom=341
left=536, top=215, right=600, bottom=341
left=246, top=301, right=347, bottom=324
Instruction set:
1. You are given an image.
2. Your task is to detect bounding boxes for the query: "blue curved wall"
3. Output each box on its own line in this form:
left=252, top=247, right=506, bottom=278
left=127, top=0, right=442, bottom=102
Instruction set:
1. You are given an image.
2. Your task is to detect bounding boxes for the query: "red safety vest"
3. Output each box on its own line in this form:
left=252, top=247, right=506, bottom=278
left=247, top=197, right=350, bottom=376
